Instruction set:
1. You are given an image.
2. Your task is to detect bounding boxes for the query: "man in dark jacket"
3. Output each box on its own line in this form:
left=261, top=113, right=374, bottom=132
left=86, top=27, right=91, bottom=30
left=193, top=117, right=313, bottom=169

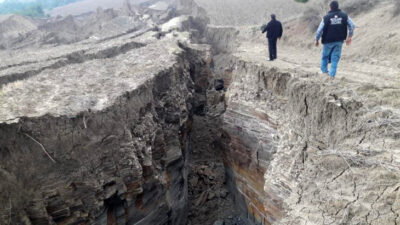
left=262, top=14, right=283, bottom=61
left=315, top=1, right=355, bottom=79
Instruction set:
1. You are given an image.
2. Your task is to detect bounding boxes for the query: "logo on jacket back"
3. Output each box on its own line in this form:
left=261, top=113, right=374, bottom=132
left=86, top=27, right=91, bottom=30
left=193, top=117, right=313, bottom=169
left=330, top=15, right=342, bottom=25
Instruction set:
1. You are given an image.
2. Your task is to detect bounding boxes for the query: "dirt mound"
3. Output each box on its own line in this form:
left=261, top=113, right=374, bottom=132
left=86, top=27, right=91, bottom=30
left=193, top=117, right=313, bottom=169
left=0, top=15, right=38, bottom=48
left=0, top=15, right=37, bottom=36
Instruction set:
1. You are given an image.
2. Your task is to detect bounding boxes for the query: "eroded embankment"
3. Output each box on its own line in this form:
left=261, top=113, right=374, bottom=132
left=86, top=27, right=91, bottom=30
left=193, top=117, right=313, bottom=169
left=0, top=44, right=211, bottom=225
left=209, top=52, right=400, bottom=225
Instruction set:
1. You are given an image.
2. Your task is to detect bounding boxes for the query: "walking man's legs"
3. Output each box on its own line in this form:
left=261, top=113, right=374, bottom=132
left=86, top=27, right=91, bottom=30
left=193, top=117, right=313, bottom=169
left=272, top=38, right=277, bottom=59
left=329, top=42, right=343, bottom=77
left=321, top=42, right=343, bottom=77
left=321, top=43, right=332, bottom=74
left=268, top=39, right=273, bottom=60
left=268, top=38, right=277, bottom=60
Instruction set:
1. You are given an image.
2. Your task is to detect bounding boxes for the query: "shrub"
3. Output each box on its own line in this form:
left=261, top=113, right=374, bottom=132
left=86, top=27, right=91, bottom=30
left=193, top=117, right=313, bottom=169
left=341, top=0, right=377, bottom=16
left=302, top=7, right=322, bottom=31
left=394, top=0, right=400, bottom=16
left=301, top=1, right=329, bottom=31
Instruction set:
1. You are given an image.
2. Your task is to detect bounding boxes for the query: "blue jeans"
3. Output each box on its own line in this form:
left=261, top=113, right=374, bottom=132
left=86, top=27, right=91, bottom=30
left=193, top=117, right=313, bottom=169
left=321, top=41, right=343, bottom=77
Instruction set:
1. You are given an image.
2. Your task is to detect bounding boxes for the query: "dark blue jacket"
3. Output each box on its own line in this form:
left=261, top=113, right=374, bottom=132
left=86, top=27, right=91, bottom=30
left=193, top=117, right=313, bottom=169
left=262, top=19, right=283, bottom=40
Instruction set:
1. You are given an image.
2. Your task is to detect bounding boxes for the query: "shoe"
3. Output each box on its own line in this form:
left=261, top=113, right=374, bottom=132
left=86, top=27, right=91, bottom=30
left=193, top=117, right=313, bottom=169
left=323, top=76, right=336, bottom=83
left=268, top=58, right=274, bottom=61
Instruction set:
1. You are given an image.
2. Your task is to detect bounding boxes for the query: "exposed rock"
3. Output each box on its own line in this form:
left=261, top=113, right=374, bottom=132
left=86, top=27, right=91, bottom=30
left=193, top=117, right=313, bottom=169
left=161, top=15, right=189, bottom=33
left=187, top=46, right=243, bottom=225
left=213, top=220, right=225, bottom=225
left=214, top=79, right=224, bottom=91
left=219, top=188, right=229, bottom=199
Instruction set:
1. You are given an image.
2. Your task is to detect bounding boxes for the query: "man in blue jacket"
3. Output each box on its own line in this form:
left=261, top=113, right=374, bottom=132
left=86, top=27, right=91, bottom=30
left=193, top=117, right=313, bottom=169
left=262, top=14, right=283, bottom=61
left=315, top=1, right=355, bottom=79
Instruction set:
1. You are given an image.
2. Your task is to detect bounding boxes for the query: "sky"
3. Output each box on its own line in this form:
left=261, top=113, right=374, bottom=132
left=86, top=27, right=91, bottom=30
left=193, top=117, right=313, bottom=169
left=0, top=0, right=34, bottom=2
left=0, top=0, right=37, bottom=3
left=0, top=0, right=35, bottom=2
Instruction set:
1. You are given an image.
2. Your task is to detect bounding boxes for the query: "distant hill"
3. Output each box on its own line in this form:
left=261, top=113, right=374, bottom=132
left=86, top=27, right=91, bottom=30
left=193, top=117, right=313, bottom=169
left=48, top=0, right=158, bottom=17
left=194, top=0, right=306, bottom=26
left=49, top=0, right=136, bottom=17
left=0, top=0, right=81, bottom=17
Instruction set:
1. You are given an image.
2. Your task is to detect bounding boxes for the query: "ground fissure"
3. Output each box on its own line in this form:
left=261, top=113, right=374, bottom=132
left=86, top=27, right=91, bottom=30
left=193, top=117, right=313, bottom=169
left=1, top=0, right=400, bottom=225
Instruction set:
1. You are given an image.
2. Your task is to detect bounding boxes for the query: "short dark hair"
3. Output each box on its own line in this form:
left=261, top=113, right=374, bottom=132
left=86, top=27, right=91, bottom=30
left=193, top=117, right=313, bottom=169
left=330, top=1, right=339, bottom=10
left=271, top=14, right=276, bottom=20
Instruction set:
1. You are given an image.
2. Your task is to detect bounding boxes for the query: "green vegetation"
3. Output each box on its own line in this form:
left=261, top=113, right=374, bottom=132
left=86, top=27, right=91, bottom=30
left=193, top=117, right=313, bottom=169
left=295, top=0, right=309, bottom=3
left=0, top=0, right=80, bottom=17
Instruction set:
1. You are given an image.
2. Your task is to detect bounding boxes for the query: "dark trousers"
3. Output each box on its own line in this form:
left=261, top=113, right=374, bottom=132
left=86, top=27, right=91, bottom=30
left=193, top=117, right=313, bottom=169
left=268, top=38, right=277, bottom=60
